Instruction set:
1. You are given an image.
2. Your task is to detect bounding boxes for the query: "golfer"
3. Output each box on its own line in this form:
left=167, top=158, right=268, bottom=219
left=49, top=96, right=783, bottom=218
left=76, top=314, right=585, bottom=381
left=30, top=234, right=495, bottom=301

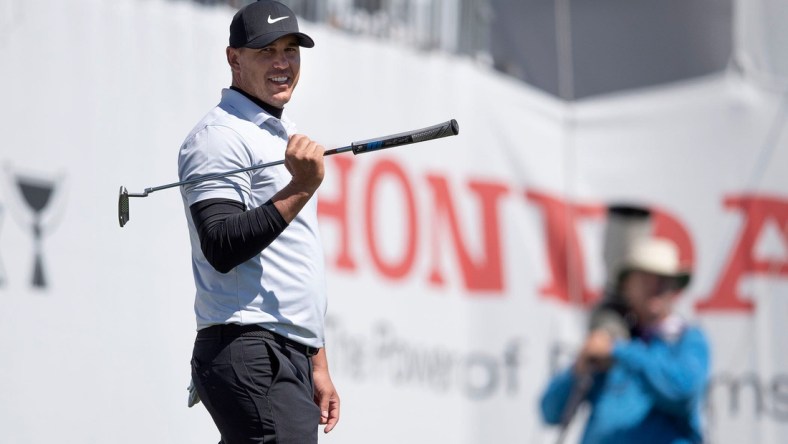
left=177, top=1, right=339, bottom=442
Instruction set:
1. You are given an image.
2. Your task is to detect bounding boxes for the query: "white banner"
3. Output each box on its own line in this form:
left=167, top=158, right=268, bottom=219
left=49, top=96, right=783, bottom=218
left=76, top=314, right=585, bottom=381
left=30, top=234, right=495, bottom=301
left=0, top=1, right=786, bottom=443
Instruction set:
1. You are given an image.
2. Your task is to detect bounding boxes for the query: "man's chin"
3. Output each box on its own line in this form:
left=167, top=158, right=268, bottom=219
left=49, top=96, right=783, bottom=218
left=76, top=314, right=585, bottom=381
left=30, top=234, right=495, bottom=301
left=266, top=89, right=292, bottom=107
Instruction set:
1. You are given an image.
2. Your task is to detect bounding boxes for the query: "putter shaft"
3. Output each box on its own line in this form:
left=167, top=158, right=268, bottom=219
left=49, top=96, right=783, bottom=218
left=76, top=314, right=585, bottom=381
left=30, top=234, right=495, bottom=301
left=118, top=146, right=352, bottom=227
left=118, top=119, right=459, bottom=228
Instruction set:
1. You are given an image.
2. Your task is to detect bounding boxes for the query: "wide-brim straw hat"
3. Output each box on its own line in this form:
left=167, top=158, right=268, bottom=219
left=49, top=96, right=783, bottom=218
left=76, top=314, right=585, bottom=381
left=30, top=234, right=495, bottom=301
left=620, top=237, right=691, bottom=290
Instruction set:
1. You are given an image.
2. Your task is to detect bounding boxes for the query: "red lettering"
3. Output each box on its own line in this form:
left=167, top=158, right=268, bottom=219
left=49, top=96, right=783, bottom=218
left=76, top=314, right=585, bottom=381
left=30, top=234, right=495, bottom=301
left=364, top=159, right=418, bottom=279
left=426, top=176, right=509, bottom=293
left=527, top=190, right=605, bottom=305
left=696, top=195, right=788, bottom=312
left=651, top=207, right=695, bottom=271
left=317, top=156, right=357, bottom=270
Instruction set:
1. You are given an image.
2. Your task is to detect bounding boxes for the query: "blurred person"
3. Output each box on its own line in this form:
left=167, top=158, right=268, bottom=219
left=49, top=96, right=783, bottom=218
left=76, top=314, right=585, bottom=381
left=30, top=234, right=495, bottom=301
left=177, top=1, right=339, bottom=442
left=540, top=238, right=710, bottom=444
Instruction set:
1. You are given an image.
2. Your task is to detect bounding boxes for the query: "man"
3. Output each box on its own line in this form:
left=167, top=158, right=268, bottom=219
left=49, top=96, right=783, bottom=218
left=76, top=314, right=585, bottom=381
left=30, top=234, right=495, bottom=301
left=540, top=238, right=710, bottom=444
left=178, top=1, right=339, bottom=442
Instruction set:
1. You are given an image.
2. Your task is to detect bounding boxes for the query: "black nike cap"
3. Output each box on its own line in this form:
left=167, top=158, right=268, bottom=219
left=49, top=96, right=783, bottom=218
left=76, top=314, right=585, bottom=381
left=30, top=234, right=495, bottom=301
left=229, top=1, right=315, bottom=49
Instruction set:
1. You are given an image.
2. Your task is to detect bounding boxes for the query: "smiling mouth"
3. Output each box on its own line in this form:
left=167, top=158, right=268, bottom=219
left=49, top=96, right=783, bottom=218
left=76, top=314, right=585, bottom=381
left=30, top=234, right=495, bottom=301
left=269, top=75, right=290, bottom=85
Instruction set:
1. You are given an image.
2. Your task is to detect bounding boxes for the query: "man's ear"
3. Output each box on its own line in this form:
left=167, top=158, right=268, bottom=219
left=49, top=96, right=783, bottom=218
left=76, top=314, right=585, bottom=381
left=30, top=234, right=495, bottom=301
left=226, top=47, right=240, bottom=73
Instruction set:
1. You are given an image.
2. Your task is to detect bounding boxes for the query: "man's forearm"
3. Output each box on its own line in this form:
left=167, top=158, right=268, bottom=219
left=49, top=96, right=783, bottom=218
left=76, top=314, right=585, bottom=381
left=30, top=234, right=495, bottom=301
left=272, top=181, right=318, bottom=223
left=190, top=198, right=288, bottom=273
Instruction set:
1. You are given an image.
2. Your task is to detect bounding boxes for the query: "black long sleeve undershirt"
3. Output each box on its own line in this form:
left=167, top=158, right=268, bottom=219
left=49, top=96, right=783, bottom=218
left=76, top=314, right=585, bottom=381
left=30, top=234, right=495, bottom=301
left=190, top=198, right=288, bottom=273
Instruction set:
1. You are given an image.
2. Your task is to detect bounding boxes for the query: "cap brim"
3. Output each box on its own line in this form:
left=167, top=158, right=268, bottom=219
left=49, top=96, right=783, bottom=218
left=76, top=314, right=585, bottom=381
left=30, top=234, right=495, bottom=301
left=619, top=266, right=692, bottom=290
left=245, top=31, right=315, bottom=49
left=674, top=273, right=691, bottom=290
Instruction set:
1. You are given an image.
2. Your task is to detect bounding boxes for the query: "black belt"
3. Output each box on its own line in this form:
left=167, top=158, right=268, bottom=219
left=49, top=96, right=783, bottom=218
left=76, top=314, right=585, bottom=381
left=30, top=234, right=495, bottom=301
left=198, top=324, right=320, bottom=357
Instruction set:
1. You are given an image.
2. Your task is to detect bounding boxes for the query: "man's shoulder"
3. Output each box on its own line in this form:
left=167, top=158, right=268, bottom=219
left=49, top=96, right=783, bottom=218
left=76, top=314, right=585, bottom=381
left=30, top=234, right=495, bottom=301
left=199, top=100, right=248, bottom=128
left=184, top=104, right=255, bottom=143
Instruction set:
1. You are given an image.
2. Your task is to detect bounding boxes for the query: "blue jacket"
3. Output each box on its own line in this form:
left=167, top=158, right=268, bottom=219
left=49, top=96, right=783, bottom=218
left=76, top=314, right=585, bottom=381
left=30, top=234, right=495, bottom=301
left=540, top=325, right=710, bottom=444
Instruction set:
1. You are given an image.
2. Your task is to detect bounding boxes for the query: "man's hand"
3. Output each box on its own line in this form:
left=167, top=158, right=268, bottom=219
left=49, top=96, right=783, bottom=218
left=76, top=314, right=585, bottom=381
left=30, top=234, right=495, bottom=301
left=574, top=330, right=615, bottom=375
left=284, top=134, right=324, bottom=193
left=312, top=349, right=340, bottom=433
left=273, top=134, right=325, bottom=222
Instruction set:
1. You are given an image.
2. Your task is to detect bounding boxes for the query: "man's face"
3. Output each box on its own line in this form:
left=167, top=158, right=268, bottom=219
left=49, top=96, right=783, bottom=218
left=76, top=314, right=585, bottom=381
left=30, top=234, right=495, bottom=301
left=621, top=270, right=680, bottom=326
left=228, top=35, right=301, bottom=108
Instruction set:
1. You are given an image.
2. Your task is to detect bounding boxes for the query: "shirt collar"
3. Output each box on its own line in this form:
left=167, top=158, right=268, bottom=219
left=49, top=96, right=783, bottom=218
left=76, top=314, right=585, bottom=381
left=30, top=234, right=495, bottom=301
left=220, top=88, right=296, bottom=134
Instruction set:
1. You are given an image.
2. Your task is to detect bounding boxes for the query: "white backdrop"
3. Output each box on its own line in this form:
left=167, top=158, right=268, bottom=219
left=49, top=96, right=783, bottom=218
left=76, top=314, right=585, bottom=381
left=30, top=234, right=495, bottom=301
left=0, top=0, right=786, bottom=443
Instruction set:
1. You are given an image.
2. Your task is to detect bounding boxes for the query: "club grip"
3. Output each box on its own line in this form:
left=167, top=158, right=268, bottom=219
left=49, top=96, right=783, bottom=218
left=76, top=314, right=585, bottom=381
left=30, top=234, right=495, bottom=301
left=351, top=119, right=459, bottom=155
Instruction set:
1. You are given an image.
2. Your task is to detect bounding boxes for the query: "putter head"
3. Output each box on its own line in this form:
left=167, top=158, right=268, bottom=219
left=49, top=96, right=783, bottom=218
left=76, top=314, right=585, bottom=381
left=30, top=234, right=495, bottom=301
left=118, top=186, right=130, bottom=227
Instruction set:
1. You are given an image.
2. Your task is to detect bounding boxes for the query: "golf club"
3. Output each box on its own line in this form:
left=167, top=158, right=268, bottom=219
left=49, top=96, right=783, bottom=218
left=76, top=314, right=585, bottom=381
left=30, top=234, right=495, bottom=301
left=119, top=118, right=459, bottom=227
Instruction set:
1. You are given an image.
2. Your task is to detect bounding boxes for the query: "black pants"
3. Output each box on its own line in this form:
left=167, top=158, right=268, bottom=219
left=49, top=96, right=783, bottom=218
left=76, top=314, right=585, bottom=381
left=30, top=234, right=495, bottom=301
left=191, top=325, right=320, bottom=444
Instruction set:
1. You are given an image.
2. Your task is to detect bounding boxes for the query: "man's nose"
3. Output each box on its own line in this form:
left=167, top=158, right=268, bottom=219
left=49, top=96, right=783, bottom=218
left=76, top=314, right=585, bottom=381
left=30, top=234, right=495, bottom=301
left=272, top=51, right=289, bottom=68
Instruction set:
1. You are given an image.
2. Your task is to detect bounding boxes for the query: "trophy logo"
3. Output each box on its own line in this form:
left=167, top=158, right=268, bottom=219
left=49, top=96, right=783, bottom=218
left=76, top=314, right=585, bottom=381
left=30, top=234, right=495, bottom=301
left=4, top=165, right=66, bottom=289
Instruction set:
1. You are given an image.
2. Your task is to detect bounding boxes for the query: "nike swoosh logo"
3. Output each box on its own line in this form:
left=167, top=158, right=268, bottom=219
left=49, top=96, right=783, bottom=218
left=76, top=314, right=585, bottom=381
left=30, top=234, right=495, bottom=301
left=267, top=15, right=289, bottom=24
